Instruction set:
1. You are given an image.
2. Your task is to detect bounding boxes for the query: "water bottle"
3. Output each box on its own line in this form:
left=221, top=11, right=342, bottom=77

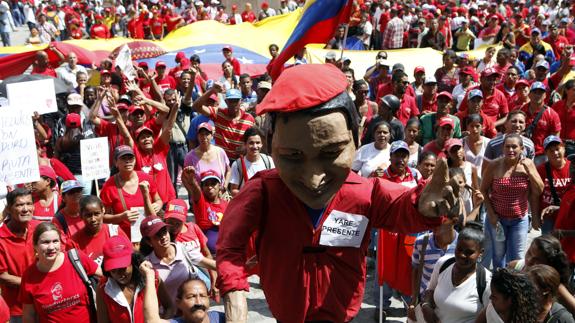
left=496, top=223, right=505, bottom=242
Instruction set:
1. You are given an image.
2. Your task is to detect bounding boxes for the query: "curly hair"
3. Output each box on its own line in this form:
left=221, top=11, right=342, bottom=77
left=491, top=268, right=540, bottom=323
left=532, top=235, right=571, bottom=286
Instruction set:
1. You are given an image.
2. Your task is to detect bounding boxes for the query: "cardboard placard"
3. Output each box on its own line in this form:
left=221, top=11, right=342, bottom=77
left=6, top=79, right=58, bottom=115
left=0, top=109, right=40, bottom=185
left=80, top=137, right=110, bottom=181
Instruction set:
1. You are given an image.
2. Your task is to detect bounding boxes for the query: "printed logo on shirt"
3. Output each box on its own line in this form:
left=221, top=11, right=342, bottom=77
left=51, top=282, right=63, bottom=301
left=208, top=207, right=223, bottom=226
left=153, top=162, right=163, bottom=171
left=319, top=210, right=369, bottom=248
left=142, top=166, right=152, bottom=174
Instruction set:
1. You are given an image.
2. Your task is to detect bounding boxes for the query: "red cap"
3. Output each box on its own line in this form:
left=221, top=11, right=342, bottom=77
left=414, top=66, right=425, bottom=74
left=437, top=91, right=453, bottom=100
left=197, top=122, right=214, bottom=133
left=39, top=165, right=57, bottom=185
left=117, top=102, right=129, bottom=110
left=459, top=66, right=476, bottom=76
left=481, top=67, right=500, bottom=78
left=445, top=138, right=463, bottom=152
left=175, top=51, right=186, bottom=62
left=100, top=69, right=111, bottom=76
left=164, top=199, right=188, bottom=222
left=129, top=105, right=145, bottom=114
left=208, top=93, right=219, bottom=102
left=95, top=14, right=103, bottom=20
left=515, top=79, right=530, bottom=88
left=155, top=61, right=167, bottom=69
left=200, top=170, right=221, bottom=183
left=180, top=58, right=191, bottom=70
left=65, top=113, right=81, bottom=128
left=135, top=126, right=153, bottom=138
left=138, top=61, right=149, bottom=68
left=438, top=117, right=455, bottom=128
left=222, top=45, right=233, bottom=52
left=261, top=1, right=269, bottom=8
left=256, top=64, right=347, bottom=115
left=139, top=216, right=168, bottom=238
left=102, top=235, right=133, bottom=271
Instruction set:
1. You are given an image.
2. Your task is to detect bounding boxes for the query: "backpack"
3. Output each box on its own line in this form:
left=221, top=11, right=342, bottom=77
left=439, top=256, right=487, bottom=305
left=68, top=249, right=98, bottom=322
left=237, top=154, right=272, bottom=188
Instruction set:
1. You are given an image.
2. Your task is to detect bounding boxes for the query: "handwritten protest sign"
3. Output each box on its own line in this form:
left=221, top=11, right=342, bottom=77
left=6, top=79, right=58, bottom=115
left=80, top=137, right=110, bottom=181
left=0, top=109, right=40, bottom=185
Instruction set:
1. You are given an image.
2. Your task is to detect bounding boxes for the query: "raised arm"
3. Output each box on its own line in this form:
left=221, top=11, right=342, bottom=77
left=158, top=93, right=180, bottom=146
left=108, top=96, right=134, bottom=148
left=181, top=166, right=202, bottom=203
left=140, top=261, right=169, bottom=323
left=189, top=82, right=224, bottom=117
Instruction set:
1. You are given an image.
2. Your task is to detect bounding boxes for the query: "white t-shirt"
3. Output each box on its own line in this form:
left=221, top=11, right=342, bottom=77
left=463, top=136, right=490, bottom=173
left=351, top=143, right=390, bottom=178
left=427, top=255, right=492, bottom=323
left=230, top=154, right=275, bottom=186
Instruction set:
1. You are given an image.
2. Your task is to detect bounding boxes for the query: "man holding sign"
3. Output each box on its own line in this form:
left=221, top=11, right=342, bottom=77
left=216, top=64, right=463, bottom=323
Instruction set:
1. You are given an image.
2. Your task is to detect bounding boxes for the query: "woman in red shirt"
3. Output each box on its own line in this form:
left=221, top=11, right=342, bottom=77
left=552, top=79, right=575, bottom=156
left=32, top=166, right=60, bottom=221
left=20, top=222, right=102, bottom=322
left=96, top=235, right=175, bottom=323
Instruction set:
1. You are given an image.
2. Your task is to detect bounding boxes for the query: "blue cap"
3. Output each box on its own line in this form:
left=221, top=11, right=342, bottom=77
left=535, top=60, right=550, bottom=70
left=225, top=89, right=241, bottom=100
left=531, top=28, right=541, bottom=35
left=468, top=89, right=483, bottom=100
left=61, top=180, right=84, bottom=194
left=390, top=140, right=410, bottom=154
left=543, top=135, right=562, bottom=150
left=530, top=81, right=547, bottom=92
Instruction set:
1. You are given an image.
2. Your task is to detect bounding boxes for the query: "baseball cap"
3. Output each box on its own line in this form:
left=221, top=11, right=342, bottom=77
left=437, top=91, right=453, bottom=100
left=392, top=63, right=405, bottom=72
left=100, top=69, right=111, bottom=76
left=135, top=126, right=153, bottom=139
left=102, top=235, right=133, bottom=271
left=256, top=64, right=348, bottom=115
left=180, top=58, right=191, bottom=70
left=414, top=66, right=425, bottom=74
left=200, top=170, right=221, bottom=183
left=438, top=116, right=455, bottom=128
left=424, top=75, right=437, bottom=85
left=61, top=180, right=84, bottom=193
left=164, top=199, right=188, bottom=222
left=117, top=102, right=130, bottom=110
left=535, top=60, right=550, bottom=70
left=67, top=93, right=84, bottom=106
left=197, top=122, right=214, bottom=133
left=138, top=61, right=149, bottom=69
left=530, top=81, right=547, bottom=92
left=390, top=140, right=409, bottom=154
left=543, top=135, right=562, bottom=150
left=531, top=28, right=541, bottom=35
left=39, top=165, right=57, bottom=185
left=445, top=138, right=463, bottom=152
left=114, top=145, right=135, bottom=160
left=175, top=51, right=186, bottom=62
left=119, top=94, right=132, bottom=105
left=225, top=89, right=242, bottom=100
left=222, top=45, right=233, bottom=52
left=561, top=17, right=571, bottom=24
left=257, top=81, right=272, bottom=90
left=140, top=216, right=168, bottom=238
left=515, top=79, right=530, bottom=88
left=325, top=51, right=337, bottom=60
left=468, top=89, right=483, bottom=100
left=65, top=113, right=81, bottom=128
left=459, top=66, right=475, bottom=76
left=129, top=105, right=145, bottom=114
left=155, top=61, right=167, bottom=69
left=481, top=68, right=501, bottom=78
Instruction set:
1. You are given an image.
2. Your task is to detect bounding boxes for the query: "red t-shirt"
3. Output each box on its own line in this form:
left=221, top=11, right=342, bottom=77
left=165, top=14, right=182, bottom=32
left=459, top=86, right=509, bottom=124
left=49, top=158, right=76, bottom=181
left=519, top=105, right=561, bottom=155
left=0, top=221, right=39, bottom=316
left=397, top=95, right=420, bottom=126
left=422, top=140, right=447, bottom=159
left=241, top=11, right=256, bottom=23
left=0, top=296, right=8, bottom=323
left=192, top=193, right=228, bottom=231
left=420, top=95, right=437, bottom=113
left=33, top=192, right=61, bottom=221
left=175, top=222, right=208, bottom=251
left=551, top=100, right=575, bottom=140
left=134, top=139, right=176, bottom=203
left=544, top=35, right=569, bottom=59
left=96, top=119, right=126, bottom=167
left=537, top=160, right=572, bottom=220
left=52, top=212, right=86, bottom=250
left=127, top=18, right=144, bottom=39
left=90, top=23, right=110, bottom=39
left=19, top=251, right=97, bottom=322
left=227, top=57, right=241, bottom=75
left=100, top=171, right=158, bottom=239
left=31, top=65, right=57, bottom=78
left=155, top=74, right=177, bottom=91
left=554, top=187, right=575, bottom=262
left=150, top=17, right=164, bottom=36
left=70, top=224, right=128, bottom=266
left=70, top=28, right=83, bottom=39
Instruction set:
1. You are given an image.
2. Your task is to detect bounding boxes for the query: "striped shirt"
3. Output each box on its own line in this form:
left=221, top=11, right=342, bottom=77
left=209, top=107, right=255, bottom=160
left=411, top=231, right=458, bottom=296
left=483, top=133, right=535, bottom=162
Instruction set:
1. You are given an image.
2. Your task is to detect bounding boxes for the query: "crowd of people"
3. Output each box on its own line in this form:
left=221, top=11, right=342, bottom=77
left=0, top=0, right=305, bottom=46
left=1, top=0, right=575, bottom=322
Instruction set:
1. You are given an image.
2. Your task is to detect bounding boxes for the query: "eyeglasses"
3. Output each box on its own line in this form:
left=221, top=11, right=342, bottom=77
left=377, top=55, right=387, bottom=59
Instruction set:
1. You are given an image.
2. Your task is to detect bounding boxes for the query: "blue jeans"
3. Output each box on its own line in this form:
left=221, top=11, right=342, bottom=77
left=490, top=216, right=529, bottom=269
left=167, top=142, right=187, bottom=195
left=0, top=32, right=10, bottom=47
left=481, top=209, right=494, bottom=269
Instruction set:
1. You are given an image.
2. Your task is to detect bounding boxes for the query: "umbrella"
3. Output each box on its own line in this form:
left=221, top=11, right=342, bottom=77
left=110, top=41, right=167, bottom=61
left=0, top=74, right=72, bottom=98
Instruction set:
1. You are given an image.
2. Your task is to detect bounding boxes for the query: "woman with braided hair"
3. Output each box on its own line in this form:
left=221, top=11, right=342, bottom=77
left=476, top=268, right=539, bottom=323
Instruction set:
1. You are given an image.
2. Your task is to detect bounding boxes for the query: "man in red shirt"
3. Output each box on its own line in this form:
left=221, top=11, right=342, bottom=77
left=0, top=188, right=39, bottom=321
left=419, top=76, right=438, bottom=114
left=536, top=136, right=571, bottom=234
left=520, top=82, right=561, bottom=164
left=459, top=68, right=509, bottom=127
left=545, top=24, right=570, bottom=59
left=216, top=64, right=461, bottom=323
left=31, top=50, right=57, bottom=77
left=89, top=14, right=110, bottom=39
left=496, top=66, right=520, bottom=102
left=127, top=8, right=145, bottom=39
left=150, top=9, right=164, bottom=40
left=222, top=45, right=241, bottom=75
left=390, top=70, right=419, bottom=125
left=154, top=61, right=177, bottom=91
left=189, top=85, right=255, bottom=161
left=241, top=2, right=256, bottom=22
left=422, top=117, right=455, bottom=158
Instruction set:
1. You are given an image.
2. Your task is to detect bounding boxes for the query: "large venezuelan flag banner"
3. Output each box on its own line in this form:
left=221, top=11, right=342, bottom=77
left=268, top=0, right=352, bottom=79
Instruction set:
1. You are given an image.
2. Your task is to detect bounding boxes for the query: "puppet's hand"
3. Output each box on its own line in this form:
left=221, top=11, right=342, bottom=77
left=224, top=291, right=248, bottom=323
left=418, top=158, right=461, bottom=218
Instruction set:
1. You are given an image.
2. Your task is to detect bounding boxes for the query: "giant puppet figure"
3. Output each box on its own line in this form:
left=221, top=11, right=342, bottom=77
left=194, top=64, right=462, bottom=323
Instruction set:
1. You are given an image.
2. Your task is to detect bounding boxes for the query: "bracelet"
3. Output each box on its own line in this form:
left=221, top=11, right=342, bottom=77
left=421, top=302, right=434, bottom=309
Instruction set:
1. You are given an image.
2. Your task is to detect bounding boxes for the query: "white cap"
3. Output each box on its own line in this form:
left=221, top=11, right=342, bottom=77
left=424, top=75, right=437, bottom=84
